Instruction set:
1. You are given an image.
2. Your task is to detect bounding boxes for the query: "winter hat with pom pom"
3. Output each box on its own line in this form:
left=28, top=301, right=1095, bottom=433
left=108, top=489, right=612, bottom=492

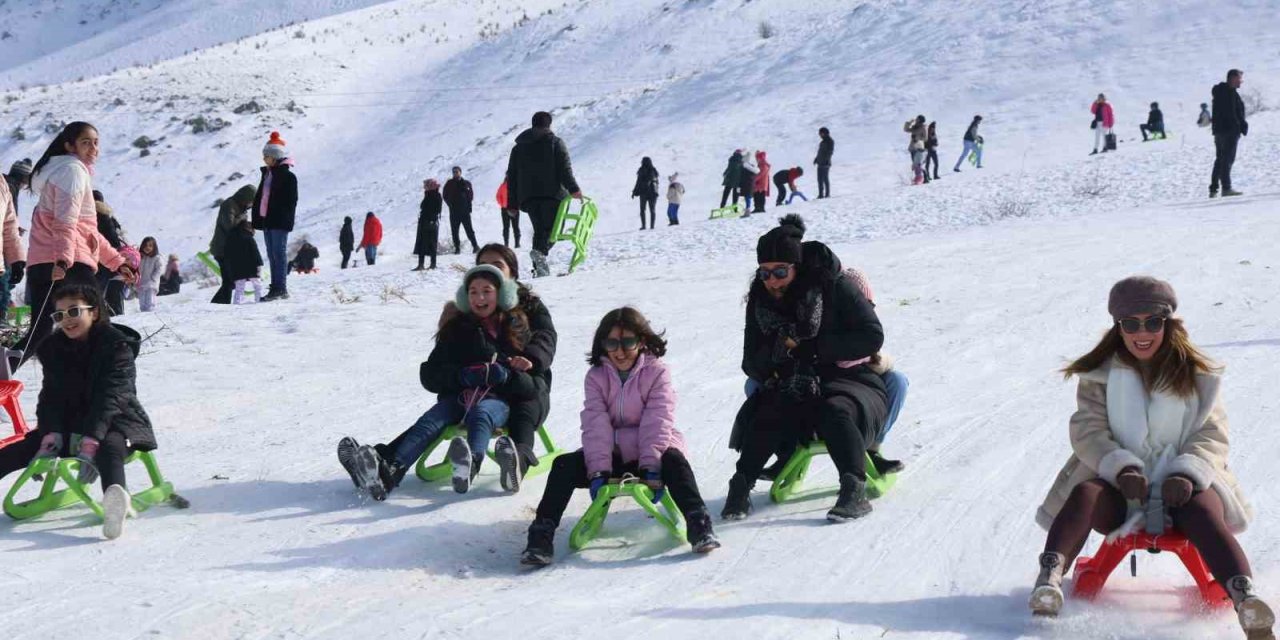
left=263, top=131, right=288, bottom=160
left=456, top=264, right=518, bottom=314
left=756, top=214, right=807, bottom=264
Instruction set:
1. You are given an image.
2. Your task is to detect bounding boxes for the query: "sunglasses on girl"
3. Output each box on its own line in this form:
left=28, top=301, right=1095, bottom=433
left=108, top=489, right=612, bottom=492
left=51, top=305, right=94, bottom=323
left=756, top=266, right=792, bottom=281
left=1118, top=316, right=1167, bottom=334
left=603, top=337, right=641, bottom=352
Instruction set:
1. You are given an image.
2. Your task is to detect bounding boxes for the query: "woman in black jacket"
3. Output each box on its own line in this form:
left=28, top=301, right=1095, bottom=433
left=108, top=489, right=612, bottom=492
left=34, top=283, right=158, bottom=540
left=339, top=217, right=354, bottom=269
left=414, top=179, right=443, bottom=271
left=724, top=215, right=888, bottom=523
left=338, top=264, right=539, bottom=499
left=632, top=157, right=659, bottom=230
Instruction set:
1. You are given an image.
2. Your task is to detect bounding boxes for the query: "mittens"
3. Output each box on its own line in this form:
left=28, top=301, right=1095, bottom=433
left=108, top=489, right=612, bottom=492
left=1116, top=467, right=1149, bottom=502
left=642, top=469, right=665, bottom=504
left=73, top=436, right=100, bottom=485
left=34, top=433, right=63, bottom=459
left=1162, top=475, right=1195, bottom=508
left=589, top=473, right=608, bottom=501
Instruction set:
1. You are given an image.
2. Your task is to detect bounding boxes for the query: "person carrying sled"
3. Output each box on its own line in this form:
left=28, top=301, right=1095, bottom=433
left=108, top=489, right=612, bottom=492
left=521, top=307, right=720, bottom=566
left=1029, top=276, right=1274, bottom=640
left=722, top=215, right=888, bottom=523
left=414, top=180, right=442, bottom=270
left=1140, top=102, right=1166, bottom=141
left=505, top=111, right=583, bottom=278
left=953, top=115, right=984, bottom=172
left=1210, top=69, right=1248, bottom=198
left=1090, top=94, right=1115, bottom=155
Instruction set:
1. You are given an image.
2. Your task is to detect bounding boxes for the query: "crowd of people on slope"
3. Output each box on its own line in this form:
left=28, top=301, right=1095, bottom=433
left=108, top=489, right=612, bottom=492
left=716, top=132, right=830, bottom=216
left=900, top=115, right=985, bottom=185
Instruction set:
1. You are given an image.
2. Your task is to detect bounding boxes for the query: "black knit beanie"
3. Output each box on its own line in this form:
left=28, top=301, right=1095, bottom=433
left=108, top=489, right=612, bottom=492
left=756, top=214, right=806, bottom=264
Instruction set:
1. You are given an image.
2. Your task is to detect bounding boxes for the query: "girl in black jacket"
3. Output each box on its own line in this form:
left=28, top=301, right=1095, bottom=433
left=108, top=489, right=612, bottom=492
left=632, top=157, right=659, bottom=230
left=34, top=283, right=158, bottom=540
left=338, top=265, right=538, bottom=499
left=414, top=180, right=443, bottom=271
left=339, top=217, right=355, bottom=269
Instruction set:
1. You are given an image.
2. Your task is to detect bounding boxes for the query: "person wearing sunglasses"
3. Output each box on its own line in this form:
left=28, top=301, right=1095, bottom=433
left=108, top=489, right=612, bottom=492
left=27, top=283, right=158, bottom=540
left=522, top=307, right=719, bottom=566
left=1031, top=276, right=1272, bottom=637
left=724, top=214, right=888, bottom=523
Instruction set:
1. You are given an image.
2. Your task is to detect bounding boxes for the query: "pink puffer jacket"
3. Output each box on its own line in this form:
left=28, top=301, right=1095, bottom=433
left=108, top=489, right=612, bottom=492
left=1091, top=102, right=1115, bottom=129
left=27, top=155, right=123, bottom=271
left=580, top=353, right=687, bottom=476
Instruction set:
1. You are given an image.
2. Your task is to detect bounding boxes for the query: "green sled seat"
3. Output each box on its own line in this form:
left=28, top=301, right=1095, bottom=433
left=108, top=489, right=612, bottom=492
left=414, top=424, right=564, bottom=483
left=709, top=204, right=745, bottom=220
left=4, top=450, right=176, bottom=521
left=770, top=441, right=898, bottom=504
left=569, top=476, right=686, bottom=551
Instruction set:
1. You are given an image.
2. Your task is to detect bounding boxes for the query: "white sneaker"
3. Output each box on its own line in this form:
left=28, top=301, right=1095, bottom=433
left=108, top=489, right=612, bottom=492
left=102, top=484, right=132, bottom=540
left=448, top=437, right=473, bottom=494
left=494, top=436, right=522, bottom=493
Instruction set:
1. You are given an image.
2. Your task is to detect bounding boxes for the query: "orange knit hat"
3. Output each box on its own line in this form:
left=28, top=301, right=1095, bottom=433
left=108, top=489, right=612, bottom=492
left=263, top=131, right=288, bottom=160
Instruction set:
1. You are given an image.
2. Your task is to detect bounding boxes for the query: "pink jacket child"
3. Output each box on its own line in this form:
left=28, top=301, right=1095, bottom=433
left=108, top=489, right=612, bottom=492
left=28, top=155, right=124, bottom=273
left=580, top=353, right=687, bottom=477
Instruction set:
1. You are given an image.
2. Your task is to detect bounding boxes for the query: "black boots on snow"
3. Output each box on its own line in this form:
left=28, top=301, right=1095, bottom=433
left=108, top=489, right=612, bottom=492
left=868, top=450, right=905, bottom=475
left=685, top=510, right=721, bottom=553
left=521, top=518, right=557, bottom=567
left=721, top=473, right=754, bottom=521
left=826, top=473, right=872, bottom=522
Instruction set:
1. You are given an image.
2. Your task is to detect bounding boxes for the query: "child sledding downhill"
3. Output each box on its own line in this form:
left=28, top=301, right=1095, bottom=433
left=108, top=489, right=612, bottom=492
left=521, top=307, right=719, bottom=566
left=338, top=265, right=539, bottom=499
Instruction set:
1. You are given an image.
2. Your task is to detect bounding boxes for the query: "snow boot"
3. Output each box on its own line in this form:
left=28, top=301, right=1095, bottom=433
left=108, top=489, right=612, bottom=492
left=102, top=484, right=133, bottom=540
left=1224, top=189, right=1245, bottom=197
left=720, top=473, right=754, bottom=521
left=1210, top=191, right=1220, bottom=199
left=521, top=518, right=556, bottom=567
left=1226, top=576, right=1277, bottom=640
left=1029, top=552, right=1066, bottom=617
left=346, top=442, right=390, bottom=500
left=448, top=437, right=473, bottom=494
left=374, top=446, right=408, bottom=500
left=685, top=510, right=721, bottom=553
left=494, top=435, right=523, bottom=493
left=530, top=250, right=551, bottom=278
left=868, top=450, right=905, bottom=475
left=827, top=473, right=873, bottom=522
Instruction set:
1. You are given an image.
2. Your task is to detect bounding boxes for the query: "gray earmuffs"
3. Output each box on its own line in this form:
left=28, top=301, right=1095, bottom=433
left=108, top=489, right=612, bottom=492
left=456, top=264, right=518, bottom=313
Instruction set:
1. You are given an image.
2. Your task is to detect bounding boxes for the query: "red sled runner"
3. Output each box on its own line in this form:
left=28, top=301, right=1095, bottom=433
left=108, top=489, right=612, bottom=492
left=1073, top=529, right=1230, bottom=608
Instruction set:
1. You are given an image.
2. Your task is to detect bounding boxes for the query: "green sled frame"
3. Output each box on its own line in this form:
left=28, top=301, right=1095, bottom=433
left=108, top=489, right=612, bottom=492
left=414, top=424, right=564, bottom=483
left=709, top=204, right=745, bottom=220
left=4, top=450, right=175, bottom=521
left=770, top=441, right=898, bottom=504
left=550, top=197, right=599, bottom=274
left=569, top=477, right=687, bottom=551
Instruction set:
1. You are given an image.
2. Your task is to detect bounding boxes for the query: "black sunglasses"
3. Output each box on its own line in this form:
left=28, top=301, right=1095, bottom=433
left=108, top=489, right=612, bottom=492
left=1118, top=316, right=1167, bottom=334
left=603, top=337, right=641, bottom=352
left=756, top=266, right=792, bottom=281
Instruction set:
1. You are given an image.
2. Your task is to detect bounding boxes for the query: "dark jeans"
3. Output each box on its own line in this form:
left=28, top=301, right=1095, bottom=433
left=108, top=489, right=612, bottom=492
left=0, top=430, right=128, bottom=491
left=1044, top=479, right=1250, bottom=584
left=105, top=279, right=125, bottom=316
left=534, top=448, right=708, bottom=528
left=502, top=210, right=521, bottom=247
left=817, top=165, right=831, bottom=198
left=211, top=256, right=233, bottom=303
left=1139, top=124, right=1165, bottom=140
left=925, top=149, right=940, bottom=178
left=774, top=179, right=789, bottom=206
left=526, top=198, right=561, bottom=257
left=17, top=262, right=97, bottom=368
left=719, top=186, right=739, bottom=208
left=449, top=209, right=479, bottom=254
left=505, top=378, right=550, bottom=469
left=735, top=393, right=871, bottom=482
left=752, top=191, right=766, bottom=213
left=341, top=250, right=352, bottom=269
left=1211, top=134, right=1240, bottom=193
left=638, top=196, right=656, bottom=228
left=263, top=229, right=289, bottom=293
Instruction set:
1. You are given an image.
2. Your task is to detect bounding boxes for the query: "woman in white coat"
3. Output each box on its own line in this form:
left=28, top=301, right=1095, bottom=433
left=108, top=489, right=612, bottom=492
left=1031, top=276, right=1272, bottom=639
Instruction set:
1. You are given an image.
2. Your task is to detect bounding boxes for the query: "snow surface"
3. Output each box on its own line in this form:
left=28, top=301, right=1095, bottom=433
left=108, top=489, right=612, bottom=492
left=1, top=1, right=1279, bottom=639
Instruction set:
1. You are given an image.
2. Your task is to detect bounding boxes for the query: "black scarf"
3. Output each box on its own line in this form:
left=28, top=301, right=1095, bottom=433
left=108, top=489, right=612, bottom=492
left=753, top=282, right=824, bottom=401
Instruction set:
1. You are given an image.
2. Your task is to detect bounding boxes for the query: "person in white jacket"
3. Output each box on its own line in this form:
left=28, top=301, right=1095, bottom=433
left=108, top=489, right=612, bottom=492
left=1030, top=276, right=1273, bottom=640
left=739, top=149, right=759, bottom=214
left=136, top=236, right=163, bottom=312
left=0, top=178, right=27, bottom=325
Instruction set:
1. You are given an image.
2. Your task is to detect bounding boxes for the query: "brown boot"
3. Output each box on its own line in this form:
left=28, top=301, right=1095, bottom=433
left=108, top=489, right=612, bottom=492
left=1226, top=576, right=1277, bottom=639
left=1029, top=552, right=1066, bottom=617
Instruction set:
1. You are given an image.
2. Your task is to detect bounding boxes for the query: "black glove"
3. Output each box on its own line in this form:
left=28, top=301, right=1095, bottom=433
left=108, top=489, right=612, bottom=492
left=8, top=261, right=24, bottom=286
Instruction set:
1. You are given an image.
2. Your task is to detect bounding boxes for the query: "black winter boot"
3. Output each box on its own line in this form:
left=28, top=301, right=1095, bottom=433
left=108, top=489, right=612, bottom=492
left=826, top=473, right=872, bottom=522
left=721, top=473, right=754, bottom=521
left=521, top=518, right=557, bottom=567
left=868, top=450, right=905, bottom=475
left=685, top=510, right=721, bottom=553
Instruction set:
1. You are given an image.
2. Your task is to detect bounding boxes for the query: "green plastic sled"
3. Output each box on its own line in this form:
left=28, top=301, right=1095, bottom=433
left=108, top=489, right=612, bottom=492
left=769, top=441, right=898, bottom=504
left=709, top=204, right=745, bottom=220
left=968, top=142, right=984, bottom=166
left=5, top=305, right=31, bottom=327
left=414, top=424, right=564, bottom=483
left=4, top=450, right=176, bottom=521
left=549, top=197, right=599, bottom=274
left=569, top=476, right=686, bottom=551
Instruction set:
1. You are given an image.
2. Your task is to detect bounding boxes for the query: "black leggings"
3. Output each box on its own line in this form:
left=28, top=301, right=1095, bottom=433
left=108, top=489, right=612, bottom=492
left=1044, top=478, right=1251, bottom=584
left=502, top=211, right=521, bottom=247
left=17, top=262, right=98, bottom=368
left=534, top=448, right=707, bottom=527
left=0, top=430, right=129, bottom=491
left=211, top=256, right=234, bottom=302
left=774, top=179, right=789, bottom=206
left=341, top=250, right=352, bottom=269
left=752, top=191, right=766, bottom=213
left=719, top=186, right=739, bottom=208
left=638, top=196, right=657, bottom=228
left=925, top=149, right=940, bottom=177
left=735, top=394, right=870, bottom=482
left=817, top=166, right=830, bottom=198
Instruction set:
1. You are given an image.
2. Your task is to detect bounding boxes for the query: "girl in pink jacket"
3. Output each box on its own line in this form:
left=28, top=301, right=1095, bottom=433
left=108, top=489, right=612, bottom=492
left=1090, top=93, right=1116, bottom=155
left=17, top=122, right=133, bottom=369
left=521, top=307, right=719, bottom=566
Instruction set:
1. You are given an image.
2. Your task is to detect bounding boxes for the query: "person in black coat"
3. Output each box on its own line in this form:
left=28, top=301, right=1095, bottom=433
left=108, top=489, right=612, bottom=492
left=34, top=283, right=158, bottom=539
left=224, top=221, right=264, bottom=303
left=443, top=167, right=478, bottom=255
left=339, top=217, right=355, bottom=269
left=723, top=215, right=887, bottom=524
left=1140, top=102, right=1166, bottom=141
left=1210, top=69, right=1249, bottom=198
left=340, top=265, right=539, bottom=498
left=414, top=179, right=443, bottom=270
left=505, top=111, right=583, bottom=278
left=290, top=242, right=319, bottom=273
left=632, top=157, right=659, bottom=230
left=251, top=132, right=298, bottom=301
left=92, top=192, right=128, bottom=316
left=814, top=128, right=834, bottom=198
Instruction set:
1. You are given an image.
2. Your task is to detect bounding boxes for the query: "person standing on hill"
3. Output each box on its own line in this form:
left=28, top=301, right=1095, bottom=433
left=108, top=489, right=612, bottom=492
left=904, top=116, right=927, bottom=185
left=739, top=149, right=759, bottom=214
left=1197, top=103, right=1212, bottom=128
left=496, top=179, right=520, bottom=248
left=665, top=173, right=684, bottom=226
left=210, top=184, right=255, bottom=303
left=924, top=122, right=940, bottom=181
left=444, top=166, right=478, bottom=255
left=953, top=115, right=984, bottom=172
left=415, top=180, right=442, bottom=271
left=505, top=111, right=583, bottom=278
left=251, top=131, right=297, bottom=302
left=1210, top=69, right=1248, bottom=198
left=357, top=212, right=382, bottom=266
left=814, top=128, right=833, bottom=199
left=632, top=157, right=659, bottom=230
left=0, top=176, right=26, bottom=324
left=720, top=150, right=743, bottom=209
left=1090, top=95, right=1115, bottom=155
left=752, top=151, right=771, bottom=214
left=339, top=216, right=354, bottom=269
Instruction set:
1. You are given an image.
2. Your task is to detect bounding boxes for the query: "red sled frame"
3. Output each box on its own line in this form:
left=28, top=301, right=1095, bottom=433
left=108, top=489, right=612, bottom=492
left=1072, top=530, right=1231, bottom=608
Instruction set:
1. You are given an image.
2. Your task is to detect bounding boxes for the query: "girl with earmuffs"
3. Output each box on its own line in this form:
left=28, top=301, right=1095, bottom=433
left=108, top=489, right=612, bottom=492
left=337, top=265, right=539, bottom=499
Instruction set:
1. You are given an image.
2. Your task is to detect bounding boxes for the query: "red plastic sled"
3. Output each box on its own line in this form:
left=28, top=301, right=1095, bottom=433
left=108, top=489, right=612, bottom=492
left=0, top=380, right=31, bottom=450
left=1073, top=530, right=1231, bottom=607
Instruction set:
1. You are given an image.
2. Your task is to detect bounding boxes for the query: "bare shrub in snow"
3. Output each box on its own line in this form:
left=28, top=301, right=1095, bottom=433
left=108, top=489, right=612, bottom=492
left=758, top=21, right=776, bottom=39
left=331, top=285, right=360, bottom=305
left=380, top=284, right=411, bottom=305
left=1242, top=88, right=1270, bottom=116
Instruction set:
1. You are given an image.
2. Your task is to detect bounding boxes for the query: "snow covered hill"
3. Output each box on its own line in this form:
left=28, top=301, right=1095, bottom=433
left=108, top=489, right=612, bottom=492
left=2, top=2, right=1280, bottom=639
